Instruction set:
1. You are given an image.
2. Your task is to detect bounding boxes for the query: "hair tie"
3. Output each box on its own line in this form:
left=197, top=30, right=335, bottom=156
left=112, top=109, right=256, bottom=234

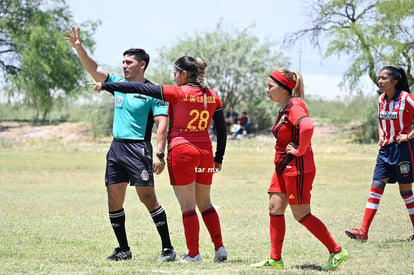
left=270, top=70, right=296, bottom=92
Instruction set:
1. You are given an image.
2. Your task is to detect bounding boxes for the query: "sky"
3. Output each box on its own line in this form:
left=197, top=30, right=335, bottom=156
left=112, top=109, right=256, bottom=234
left=66, top=0, right=376, bottom=100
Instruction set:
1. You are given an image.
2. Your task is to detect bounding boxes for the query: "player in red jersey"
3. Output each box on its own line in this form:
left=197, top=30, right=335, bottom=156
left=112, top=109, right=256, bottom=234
left=89, top=56, right=228, bottom=263
left=345, top=66, right=414, bottom=242
left=251, top=68, right=348, bottom=271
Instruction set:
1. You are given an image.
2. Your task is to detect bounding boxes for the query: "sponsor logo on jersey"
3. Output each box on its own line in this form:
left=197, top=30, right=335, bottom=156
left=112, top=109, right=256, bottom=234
left=380, top=111, right=397, bottom=120
left=182, top=94, right=216, bottom=104
left=274, top=114, right=287, bottom=131
left=289, top=194, right=295, bottom=200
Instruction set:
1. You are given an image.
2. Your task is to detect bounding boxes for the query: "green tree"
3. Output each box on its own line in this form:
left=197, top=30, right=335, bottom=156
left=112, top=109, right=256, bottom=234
left=0, top=0, right=99, bottom=121
left=283, top=0, right=414, bottom=93
left=148, top=22, right=289, bottom=130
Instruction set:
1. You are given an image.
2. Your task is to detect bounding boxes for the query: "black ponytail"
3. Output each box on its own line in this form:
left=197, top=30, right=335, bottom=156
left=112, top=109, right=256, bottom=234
left=381, top=66, right=410, bottom=94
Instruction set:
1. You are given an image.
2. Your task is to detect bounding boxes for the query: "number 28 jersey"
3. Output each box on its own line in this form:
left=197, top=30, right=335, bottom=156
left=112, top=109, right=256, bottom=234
left=161, top=82, right=223, bottom=149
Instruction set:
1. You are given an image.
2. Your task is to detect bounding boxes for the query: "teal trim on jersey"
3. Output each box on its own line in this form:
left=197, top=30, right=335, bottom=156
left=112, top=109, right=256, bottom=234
left=107, top=74, right=168, bottom=140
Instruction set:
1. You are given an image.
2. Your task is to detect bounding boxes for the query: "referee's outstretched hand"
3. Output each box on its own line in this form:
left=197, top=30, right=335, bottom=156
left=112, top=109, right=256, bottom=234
left=64, top=26, right=82, bottom=50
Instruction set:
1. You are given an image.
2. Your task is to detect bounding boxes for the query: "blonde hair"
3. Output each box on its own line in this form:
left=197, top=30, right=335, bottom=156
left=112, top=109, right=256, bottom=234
left=194, top=57, right=207, bottom=87
left=278, top=68, right=305, bottom=99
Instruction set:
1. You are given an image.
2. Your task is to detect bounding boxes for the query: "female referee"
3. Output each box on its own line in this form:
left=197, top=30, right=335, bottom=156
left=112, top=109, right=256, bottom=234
left=89, top=56, right=228, bottom=263
left=251, top=68, right=349, bottom=271
left=345, top=66, right=414, bottom=242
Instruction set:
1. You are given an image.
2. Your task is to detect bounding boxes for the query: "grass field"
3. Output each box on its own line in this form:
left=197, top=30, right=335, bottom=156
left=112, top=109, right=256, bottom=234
left=1, top=126, right=413, bottom=274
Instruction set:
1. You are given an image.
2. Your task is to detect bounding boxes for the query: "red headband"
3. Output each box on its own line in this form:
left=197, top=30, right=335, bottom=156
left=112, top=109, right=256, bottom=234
left=270, top=70, right=296, bottom=92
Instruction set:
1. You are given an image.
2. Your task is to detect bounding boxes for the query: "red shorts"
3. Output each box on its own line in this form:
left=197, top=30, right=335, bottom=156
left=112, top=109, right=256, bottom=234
left=167, top=143, right=214, bottom=186
left=268, top=170, right=315, bottom=205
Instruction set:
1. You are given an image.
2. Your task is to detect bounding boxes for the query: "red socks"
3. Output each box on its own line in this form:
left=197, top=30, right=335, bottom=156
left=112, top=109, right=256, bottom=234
left=202, top=207, right=223, bottom=251
left=402, top=192, right=414, bottom=230
left=183, top=207, right=224, bottom=257
left=182, top=210, right=200, bottom=257
left=299, top=214, right=341, bottom=254
left=270, top=215, right=285, bottom=260
left=361, top=186, right=384, bottom=233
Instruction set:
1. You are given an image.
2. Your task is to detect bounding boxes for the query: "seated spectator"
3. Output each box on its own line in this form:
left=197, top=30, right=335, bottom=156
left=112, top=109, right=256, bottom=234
left=225, top=107, right=239, bottom=134
left=239, top=111, right=251, bottom=135
left=233, top=111, right=252, bottom=139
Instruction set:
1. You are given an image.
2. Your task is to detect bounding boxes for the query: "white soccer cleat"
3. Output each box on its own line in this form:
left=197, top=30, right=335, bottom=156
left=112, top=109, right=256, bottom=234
left=178, top=253, right=202, bottom=263
left=214, top=246, right=228, bottom=263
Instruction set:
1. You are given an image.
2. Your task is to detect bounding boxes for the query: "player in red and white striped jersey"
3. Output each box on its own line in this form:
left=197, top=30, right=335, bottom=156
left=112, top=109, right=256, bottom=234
left=378, top=80, right=414, bottom=146
left=346, top=66, right=414, bottom=242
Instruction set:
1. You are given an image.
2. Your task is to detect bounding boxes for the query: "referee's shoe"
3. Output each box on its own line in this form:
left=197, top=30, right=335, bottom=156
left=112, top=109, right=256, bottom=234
left=158, top=247, right=176, bottom=262
left=107, top=247, right=132, bottom=261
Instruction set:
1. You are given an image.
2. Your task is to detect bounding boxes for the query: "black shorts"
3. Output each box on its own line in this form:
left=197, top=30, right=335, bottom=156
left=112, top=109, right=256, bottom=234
left=105, top=139, right=154, bottom=186
left=373, top=140, right=414, bottom=184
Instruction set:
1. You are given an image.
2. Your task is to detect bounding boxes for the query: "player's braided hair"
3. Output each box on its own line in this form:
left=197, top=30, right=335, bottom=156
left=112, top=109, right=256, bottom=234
left=174, top=56, right=198, bottom=77
left=175, top=56, right=208, bottom=108
left=194, top=57, right=208, bottom=109
left=194, top=57, right=207, bottom=87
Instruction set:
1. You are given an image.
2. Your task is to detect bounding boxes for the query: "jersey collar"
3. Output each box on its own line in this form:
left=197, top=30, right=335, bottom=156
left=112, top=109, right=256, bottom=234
left=384, top=89, right=401, bottom=101
left=184, top=82, right=202, bottom=88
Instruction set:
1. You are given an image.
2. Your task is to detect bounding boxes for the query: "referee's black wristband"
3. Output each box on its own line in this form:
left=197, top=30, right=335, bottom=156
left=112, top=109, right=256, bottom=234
left=156, top=152, right=165, bottom=159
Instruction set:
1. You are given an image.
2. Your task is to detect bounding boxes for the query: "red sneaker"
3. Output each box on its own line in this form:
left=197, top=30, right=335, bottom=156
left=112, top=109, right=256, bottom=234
left=345, top=228, right=368, bottom=242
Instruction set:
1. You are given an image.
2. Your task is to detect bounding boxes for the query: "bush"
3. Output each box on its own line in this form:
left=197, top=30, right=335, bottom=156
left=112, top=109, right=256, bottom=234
left=306, top=94, right=375, bottom=125
left=65, top=94, right=114, bottom=138
left=353, top=98, right=379, bottom=143
left=82, top=98, right=113, bottom=138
